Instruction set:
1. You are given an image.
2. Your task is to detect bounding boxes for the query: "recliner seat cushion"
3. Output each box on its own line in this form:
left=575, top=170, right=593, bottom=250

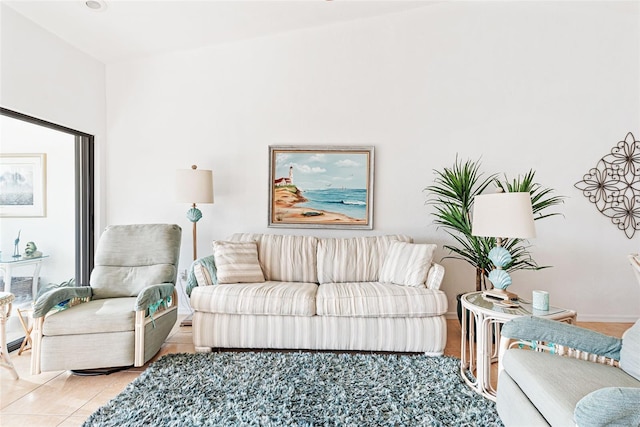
left=190, top=281, right=317, bottom=316
left=502, top=349, right=640, bottom=426
left=316, top=282, right=448, bottom=317
left=42, top=297, right=137, bottom=336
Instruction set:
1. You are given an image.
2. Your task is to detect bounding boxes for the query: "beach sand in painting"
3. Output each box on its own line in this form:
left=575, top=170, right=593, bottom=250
left=273, top=186, right=366, bottom=224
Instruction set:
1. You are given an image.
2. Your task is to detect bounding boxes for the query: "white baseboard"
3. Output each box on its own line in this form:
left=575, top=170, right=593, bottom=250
left=575, top=314, right=638, bottom=323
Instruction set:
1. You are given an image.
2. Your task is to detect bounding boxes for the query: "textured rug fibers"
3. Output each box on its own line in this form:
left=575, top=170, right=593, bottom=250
left=83, top=352, right=503, bottom=426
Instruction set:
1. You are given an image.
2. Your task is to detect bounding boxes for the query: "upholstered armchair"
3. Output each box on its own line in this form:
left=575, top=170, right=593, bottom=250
left=31, top=224, right=181, bottom=374
left=497, top=316, right=640, bottom=426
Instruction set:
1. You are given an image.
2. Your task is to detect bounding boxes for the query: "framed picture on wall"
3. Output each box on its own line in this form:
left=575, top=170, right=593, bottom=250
left=268, top=145, right=374, bottom=229
left=0, top=153, right=47, bottom=217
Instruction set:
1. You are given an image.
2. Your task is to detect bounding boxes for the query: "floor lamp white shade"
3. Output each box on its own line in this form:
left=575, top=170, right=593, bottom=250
left=176, top=165, right=214, bottom=261
left=176, top=166, right=214, bottom=205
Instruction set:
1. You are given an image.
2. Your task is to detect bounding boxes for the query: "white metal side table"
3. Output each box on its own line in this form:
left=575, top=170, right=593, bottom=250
left=460, top=291, right=576, bottom=401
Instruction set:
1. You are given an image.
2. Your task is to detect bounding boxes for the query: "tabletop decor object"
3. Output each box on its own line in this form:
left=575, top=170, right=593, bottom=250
left=472, top=191, right=536, bottom=301
left=574, top=132, right=640, bottom=238
left=22, top=241, right=42, bottom=258
left=176, top=165, right=213, bottom=261
left=12, top=230, right=20, bottom=258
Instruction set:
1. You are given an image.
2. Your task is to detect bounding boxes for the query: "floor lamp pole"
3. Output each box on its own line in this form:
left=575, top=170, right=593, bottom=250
left=192, top=209, right=198, bottom=261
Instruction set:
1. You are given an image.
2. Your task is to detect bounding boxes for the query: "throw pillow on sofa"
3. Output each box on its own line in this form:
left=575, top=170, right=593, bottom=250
left=379, top=242, right=436, bottom=287
left=212, top=241, right=265, bottom=284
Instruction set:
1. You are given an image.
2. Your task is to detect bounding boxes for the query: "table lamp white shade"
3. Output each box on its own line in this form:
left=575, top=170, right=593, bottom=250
left=176, top=167, right=214, bottom=204
left=472, top=192, right=536, bottom=239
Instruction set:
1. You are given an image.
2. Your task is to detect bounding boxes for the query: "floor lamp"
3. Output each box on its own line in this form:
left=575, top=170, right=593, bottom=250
left=471, top=191, right=536, bottom=302
left=176, top=165, right=213, bottom=326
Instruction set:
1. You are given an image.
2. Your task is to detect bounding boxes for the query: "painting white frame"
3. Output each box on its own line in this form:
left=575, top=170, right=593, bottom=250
left=0, top=153, right=47, bottom=217
left=268, top=145, right=374, bottom=229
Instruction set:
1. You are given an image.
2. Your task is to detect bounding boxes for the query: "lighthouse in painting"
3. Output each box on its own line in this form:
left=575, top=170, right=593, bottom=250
left=274, top=165, right=294, bottom=187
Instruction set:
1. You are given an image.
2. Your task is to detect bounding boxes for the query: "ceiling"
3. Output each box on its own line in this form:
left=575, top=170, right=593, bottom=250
left=4, top=1, right=436, bottom=64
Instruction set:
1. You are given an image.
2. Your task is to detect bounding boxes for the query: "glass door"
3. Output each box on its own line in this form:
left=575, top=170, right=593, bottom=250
left=0, top=108, right=94, bottom=351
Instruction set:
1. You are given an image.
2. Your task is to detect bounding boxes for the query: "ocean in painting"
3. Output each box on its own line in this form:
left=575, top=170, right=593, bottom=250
left=297, top=188, right=367, bottom=219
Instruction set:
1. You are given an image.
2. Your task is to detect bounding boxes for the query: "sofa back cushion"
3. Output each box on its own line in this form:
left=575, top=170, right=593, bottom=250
left=317, top=235, right=412, bottom=284
left=620, top=319, right=640, bottom=381
left=230, top=233, right=318, bottom=283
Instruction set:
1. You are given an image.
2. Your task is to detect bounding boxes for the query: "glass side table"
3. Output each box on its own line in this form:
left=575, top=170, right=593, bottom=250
left=460, top=291, right=576, bottom=401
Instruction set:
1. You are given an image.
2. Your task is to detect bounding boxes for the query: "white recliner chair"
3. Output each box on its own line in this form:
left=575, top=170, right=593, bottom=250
left=30, top=224, right=181, bottom=374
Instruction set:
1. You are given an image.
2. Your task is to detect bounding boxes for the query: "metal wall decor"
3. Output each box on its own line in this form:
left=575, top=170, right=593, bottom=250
left=574, top=132, right=640, bottom=239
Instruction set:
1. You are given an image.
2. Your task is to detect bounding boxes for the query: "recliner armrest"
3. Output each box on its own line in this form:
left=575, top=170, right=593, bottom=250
left=502, top=316, right=622, bottom=360
left=33, top=286, right=92, bottom=318
left=135, top=283, right=175, bottom=312
left=574, top=387, right=640, bottom=427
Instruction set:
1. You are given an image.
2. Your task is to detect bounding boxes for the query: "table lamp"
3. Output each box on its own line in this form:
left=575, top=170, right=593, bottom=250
left=471, top=191, right=536, bottom=301
left=176, top=165, right=214, bottom=261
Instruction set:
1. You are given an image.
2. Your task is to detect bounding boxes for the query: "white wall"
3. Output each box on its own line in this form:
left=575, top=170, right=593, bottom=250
left=0, top=2, right=573, bottom=319
left=0, top=4, right=107, bottom=239
left=106, top=1, right=640, bottom=320
left=0, top=116, right=76, bottom=289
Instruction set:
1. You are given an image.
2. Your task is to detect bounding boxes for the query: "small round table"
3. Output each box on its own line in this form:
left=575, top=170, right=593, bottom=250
left=460, top=291, right=576, bottom=401
left=0, top=291, right=19, bottom=379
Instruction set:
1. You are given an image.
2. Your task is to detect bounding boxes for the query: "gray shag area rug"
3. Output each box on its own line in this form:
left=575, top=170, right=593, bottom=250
left=83, top=352, right=503, bottom=427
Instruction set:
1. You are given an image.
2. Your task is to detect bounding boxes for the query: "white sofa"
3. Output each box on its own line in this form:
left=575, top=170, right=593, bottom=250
left=188, top=234, right=448, bottom=355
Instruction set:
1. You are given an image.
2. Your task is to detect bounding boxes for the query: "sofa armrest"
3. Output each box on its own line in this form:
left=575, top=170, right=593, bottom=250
left=426, top=263, right=445, bottom=290
left=574, top=387, right=640, bottom=427
left=135, top=283, right=175, bottom=312
left=33, top=286, right=92, bottom=318
left=502, top=316, right=622, bottom=360
left=186, top=255, right=217, bottom=296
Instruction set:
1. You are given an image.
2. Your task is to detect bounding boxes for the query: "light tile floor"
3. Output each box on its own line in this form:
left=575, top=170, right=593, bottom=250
left=0, top=317, right=632, bottom=427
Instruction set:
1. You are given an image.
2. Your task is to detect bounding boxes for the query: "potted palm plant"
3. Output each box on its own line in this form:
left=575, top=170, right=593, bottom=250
left=424, top=157, right=564, bottom=319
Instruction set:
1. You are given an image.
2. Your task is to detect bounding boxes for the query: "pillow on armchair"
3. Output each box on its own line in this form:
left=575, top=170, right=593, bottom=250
left=574, top=387, right=640, bottom=427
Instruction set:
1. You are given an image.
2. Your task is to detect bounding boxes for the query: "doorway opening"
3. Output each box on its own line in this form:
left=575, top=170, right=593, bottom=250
left=0, top=107, right=94, bottom=351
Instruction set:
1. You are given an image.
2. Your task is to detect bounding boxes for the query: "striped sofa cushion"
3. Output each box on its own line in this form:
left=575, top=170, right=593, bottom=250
left=191, top=281, right=318, bottom=316
left=213, top=241, right=265, bottom=284
left=317, top=235, right=412, bottom=284
left=230, top=234, right=318, bottom=283
left=379, top=242, right=437, bottom=287
left=316, top=281, right=448, bottom=317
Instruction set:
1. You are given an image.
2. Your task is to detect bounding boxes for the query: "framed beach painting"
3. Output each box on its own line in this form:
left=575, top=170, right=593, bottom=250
left=269, top=145, right=374, bottom=229
left=0, top=153, right=47, bottom=217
